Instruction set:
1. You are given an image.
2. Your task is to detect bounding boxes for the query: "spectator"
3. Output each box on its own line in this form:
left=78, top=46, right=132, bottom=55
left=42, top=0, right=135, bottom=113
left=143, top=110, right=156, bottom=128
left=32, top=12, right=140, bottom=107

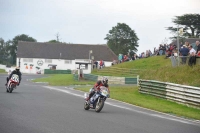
left=196, top=41, right=200, bottom=57
left=149, top=49, right=152, bottom=56
left=159, top=44, right=165, bottom=55
left=184, top=41, right=190, bottom=49
left=94, top=60, right=98, bottom=69
left=118, top=54, right=123, bottom=63
left=99, top=60, right=103, bottom=69
left=165, top=44, right=173, bottom=58
left=163, top=44, right=167, bottom=55
left=172, top=49, right=178, bottom=58
left=123, top=55, right=129, bottom=62
left=188, top=46, right=196, bottom=66
left=112, top=59, right=117, bottom=65
left=131, top=54, right=137, bottom=60
left=179, top=45, right=189, bottom=64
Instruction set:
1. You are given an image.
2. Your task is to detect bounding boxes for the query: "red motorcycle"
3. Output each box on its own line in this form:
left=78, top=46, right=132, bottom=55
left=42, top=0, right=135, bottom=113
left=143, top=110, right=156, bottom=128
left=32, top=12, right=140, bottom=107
left=6, top=74, right=19, bottom=93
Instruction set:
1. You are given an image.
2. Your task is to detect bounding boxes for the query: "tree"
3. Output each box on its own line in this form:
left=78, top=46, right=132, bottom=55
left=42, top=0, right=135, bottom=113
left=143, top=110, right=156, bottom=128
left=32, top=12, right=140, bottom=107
left=0, top=38, right=6, bottom=64
left=48, top=40, right=60, bottom=43
left=11, top=34, right=37, bottom=65
left=48, top=33, right=62, bottom=43
left=0, top=38, right=12, bottom=65
left=166, top=14, right=200, bottom=39
left=104, top=23, right=139, bottom=55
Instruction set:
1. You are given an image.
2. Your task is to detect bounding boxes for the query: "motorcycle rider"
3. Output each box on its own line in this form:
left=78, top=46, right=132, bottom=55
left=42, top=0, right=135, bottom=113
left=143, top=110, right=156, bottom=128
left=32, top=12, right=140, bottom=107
left=5, top=66, right=22, bottom=86
left=86, top=77, right=110, bottom=101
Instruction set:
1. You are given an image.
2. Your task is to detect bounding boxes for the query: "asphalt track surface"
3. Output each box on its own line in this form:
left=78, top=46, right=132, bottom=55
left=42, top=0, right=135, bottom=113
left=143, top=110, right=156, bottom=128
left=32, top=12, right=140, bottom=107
left=0, top=74, right=199, bottom=133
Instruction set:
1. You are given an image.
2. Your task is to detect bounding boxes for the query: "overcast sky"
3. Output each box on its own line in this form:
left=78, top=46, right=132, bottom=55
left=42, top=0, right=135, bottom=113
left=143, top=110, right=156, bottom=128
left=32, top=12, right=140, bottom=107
left=0, top=0, right=199, bottom=54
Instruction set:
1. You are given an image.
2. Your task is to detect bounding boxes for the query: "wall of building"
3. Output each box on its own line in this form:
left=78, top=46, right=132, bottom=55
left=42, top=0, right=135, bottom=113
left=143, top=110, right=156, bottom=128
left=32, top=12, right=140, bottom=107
left=16, top=58, right=113, bottom=74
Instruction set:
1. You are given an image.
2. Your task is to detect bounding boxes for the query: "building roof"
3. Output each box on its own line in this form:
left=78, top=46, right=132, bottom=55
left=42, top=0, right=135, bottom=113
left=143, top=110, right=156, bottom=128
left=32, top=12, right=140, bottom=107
left=17, top=41, right=117, bottom=61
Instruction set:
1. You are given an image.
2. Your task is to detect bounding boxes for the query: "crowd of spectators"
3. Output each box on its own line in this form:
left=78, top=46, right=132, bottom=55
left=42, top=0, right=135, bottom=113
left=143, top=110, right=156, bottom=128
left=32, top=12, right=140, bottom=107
left=113, top=40, right=200, bottom=66
left=92, top=40, right=200, bottom=68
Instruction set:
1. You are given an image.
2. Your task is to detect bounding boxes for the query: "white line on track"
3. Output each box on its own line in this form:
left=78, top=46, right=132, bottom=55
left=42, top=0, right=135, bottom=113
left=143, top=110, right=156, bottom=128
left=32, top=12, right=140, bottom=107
left=44, top=86, right=197, bottom=125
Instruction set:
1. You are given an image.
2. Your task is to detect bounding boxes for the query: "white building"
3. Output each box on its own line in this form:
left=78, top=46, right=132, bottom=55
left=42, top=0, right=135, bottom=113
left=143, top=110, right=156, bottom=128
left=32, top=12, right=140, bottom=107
left=17, top=41, right=117, bottom=74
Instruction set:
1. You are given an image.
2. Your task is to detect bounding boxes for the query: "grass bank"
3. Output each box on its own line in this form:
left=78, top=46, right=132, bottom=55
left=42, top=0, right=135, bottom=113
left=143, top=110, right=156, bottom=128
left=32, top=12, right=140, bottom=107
left=92, top=56, right=200, bottom=87
left=33, top=74, right=94, bottom=86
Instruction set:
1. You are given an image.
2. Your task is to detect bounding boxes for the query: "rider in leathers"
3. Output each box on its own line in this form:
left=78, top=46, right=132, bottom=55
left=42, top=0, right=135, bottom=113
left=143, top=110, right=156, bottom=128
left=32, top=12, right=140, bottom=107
left=5, top=67, right=22, bottom=86
left=86, top=77, right=110, bottom=101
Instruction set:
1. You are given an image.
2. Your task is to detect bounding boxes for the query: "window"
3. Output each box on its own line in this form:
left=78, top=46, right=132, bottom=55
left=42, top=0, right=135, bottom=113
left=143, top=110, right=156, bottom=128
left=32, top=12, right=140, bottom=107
left=65, top=60, right=72, bottom=64
left=23, top=58, right=33, bottom=62
left=45, top=59, right=52, bottom=63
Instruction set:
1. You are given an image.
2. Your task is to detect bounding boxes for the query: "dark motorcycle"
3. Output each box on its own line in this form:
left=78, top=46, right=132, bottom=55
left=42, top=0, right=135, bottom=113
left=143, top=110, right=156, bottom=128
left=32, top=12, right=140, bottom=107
left=84, top=86, right=109, bottom=113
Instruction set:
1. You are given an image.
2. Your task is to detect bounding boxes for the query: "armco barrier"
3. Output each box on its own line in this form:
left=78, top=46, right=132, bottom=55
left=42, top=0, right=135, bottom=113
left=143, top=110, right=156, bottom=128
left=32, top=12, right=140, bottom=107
left=82, top=74, right=139, bottom=85
left=83, top=74, right=98, bottom=81
left=139, top=79, right=200, bottom=109
left=97, top=76, right=125, bottom=84
left=44, top=69, right=71, bottom=74
left=125, top=76, right=139, bottom=84
left=73, top=74, right=79, bottom=81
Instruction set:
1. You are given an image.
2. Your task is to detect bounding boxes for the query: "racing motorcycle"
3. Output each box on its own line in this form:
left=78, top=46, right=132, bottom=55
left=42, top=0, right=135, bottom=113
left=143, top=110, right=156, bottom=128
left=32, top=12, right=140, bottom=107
left=84, top=86, right=109, bottom=113
left=6, top=74, right=19, bottom=93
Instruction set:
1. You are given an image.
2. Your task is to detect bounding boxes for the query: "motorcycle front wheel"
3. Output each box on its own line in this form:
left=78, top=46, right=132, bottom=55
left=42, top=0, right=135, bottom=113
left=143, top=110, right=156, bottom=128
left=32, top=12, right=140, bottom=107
left=9, top=84, right=15, bottom=93
left=95, top=98, right=104, bottom=113
left=84, top=101, right=90, bottom=110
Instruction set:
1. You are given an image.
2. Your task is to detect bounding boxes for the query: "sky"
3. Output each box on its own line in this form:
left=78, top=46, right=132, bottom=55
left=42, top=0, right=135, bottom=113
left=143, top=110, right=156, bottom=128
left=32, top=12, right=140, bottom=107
left=0, top=0, right=200, bottom=54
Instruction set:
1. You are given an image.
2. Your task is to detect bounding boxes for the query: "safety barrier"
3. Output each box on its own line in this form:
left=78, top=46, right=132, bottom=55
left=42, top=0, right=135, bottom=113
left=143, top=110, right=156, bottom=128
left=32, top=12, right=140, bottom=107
left=78, top=74, right=139, bottom=85
left=170, top=56, right=200, bottom=67
left=139, top=79, right=200, bottom=109
left=73, top=74, right=79, bottom=81
left=44, top=69, right=71, bottom=74
left=84, top=74, right=98, bottom=81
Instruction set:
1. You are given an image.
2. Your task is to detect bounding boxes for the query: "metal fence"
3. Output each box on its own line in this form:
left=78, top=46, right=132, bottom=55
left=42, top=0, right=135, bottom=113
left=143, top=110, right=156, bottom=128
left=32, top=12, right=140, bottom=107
left=73, top=73, right=139, bottom=85
left=44, top=69, right=72, bottom=74
left=170, top=56, right=200, bottom=67
left=139, top=79, right=200, bottom=109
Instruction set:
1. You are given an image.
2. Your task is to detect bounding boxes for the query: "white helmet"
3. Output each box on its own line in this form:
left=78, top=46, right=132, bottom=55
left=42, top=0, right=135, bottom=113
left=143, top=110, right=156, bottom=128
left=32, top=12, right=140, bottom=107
left=102, top=77, right=108, bottom=84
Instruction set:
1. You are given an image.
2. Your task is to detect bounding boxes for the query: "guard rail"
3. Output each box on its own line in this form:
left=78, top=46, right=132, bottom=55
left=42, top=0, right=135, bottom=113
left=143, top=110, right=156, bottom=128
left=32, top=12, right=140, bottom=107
left=139, top=79, right=200, bottom=109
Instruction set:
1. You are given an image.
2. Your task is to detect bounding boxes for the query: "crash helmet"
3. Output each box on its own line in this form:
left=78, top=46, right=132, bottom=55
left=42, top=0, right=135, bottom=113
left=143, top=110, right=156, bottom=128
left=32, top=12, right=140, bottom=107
left=102, top=77, right=108, bottom=85
left=15, top=66, right=20, bottom=71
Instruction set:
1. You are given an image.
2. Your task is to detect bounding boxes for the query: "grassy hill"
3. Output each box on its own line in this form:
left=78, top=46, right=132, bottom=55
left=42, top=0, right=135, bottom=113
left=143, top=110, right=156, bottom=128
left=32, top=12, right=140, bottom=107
left=92, top=56, right=200, bottom=87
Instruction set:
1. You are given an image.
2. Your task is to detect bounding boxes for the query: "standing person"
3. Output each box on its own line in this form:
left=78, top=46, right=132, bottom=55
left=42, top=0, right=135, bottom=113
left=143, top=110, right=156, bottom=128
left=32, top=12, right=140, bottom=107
left=196, top=41, right=200, bottom=56
left=99, top=60, right=103, bottom=69
left=118, top=54, right=123, bottom=63
left=179, top=45, right=189, bottom=64
left=94, top=61, right=98, bottom=69
left=5, top=67, right=22, bottom=86
left=159, top=44, right=164, bottom=55
left=188, top=46, right=196, bottom=66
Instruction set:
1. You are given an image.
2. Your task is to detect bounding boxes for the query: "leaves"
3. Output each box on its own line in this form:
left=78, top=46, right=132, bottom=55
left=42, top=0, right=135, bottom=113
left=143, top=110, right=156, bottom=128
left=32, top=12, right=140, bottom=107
left=105, top=23, right=139, bottom=55
left=166, top=14, right=200, bottom=39
left=0, top=34, right=37, bottom=65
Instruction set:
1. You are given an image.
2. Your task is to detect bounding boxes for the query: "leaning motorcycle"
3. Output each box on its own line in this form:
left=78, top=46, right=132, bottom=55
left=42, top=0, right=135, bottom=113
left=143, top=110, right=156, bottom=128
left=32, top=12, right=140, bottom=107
left=84, top=86, right=109, bottom=113
left=6, top=74, right=19, bottom=93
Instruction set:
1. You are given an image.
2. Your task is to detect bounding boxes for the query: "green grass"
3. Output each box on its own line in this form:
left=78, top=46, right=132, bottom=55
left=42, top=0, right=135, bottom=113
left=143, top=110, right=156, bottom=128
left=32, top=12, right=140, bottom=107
left=33, top=74, right=94, bottom=86
left=0, top=69, right=6, bottom=73
left=92, top=56, right=200, bottom=87
left=75, top=86, right=200, bottom=120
